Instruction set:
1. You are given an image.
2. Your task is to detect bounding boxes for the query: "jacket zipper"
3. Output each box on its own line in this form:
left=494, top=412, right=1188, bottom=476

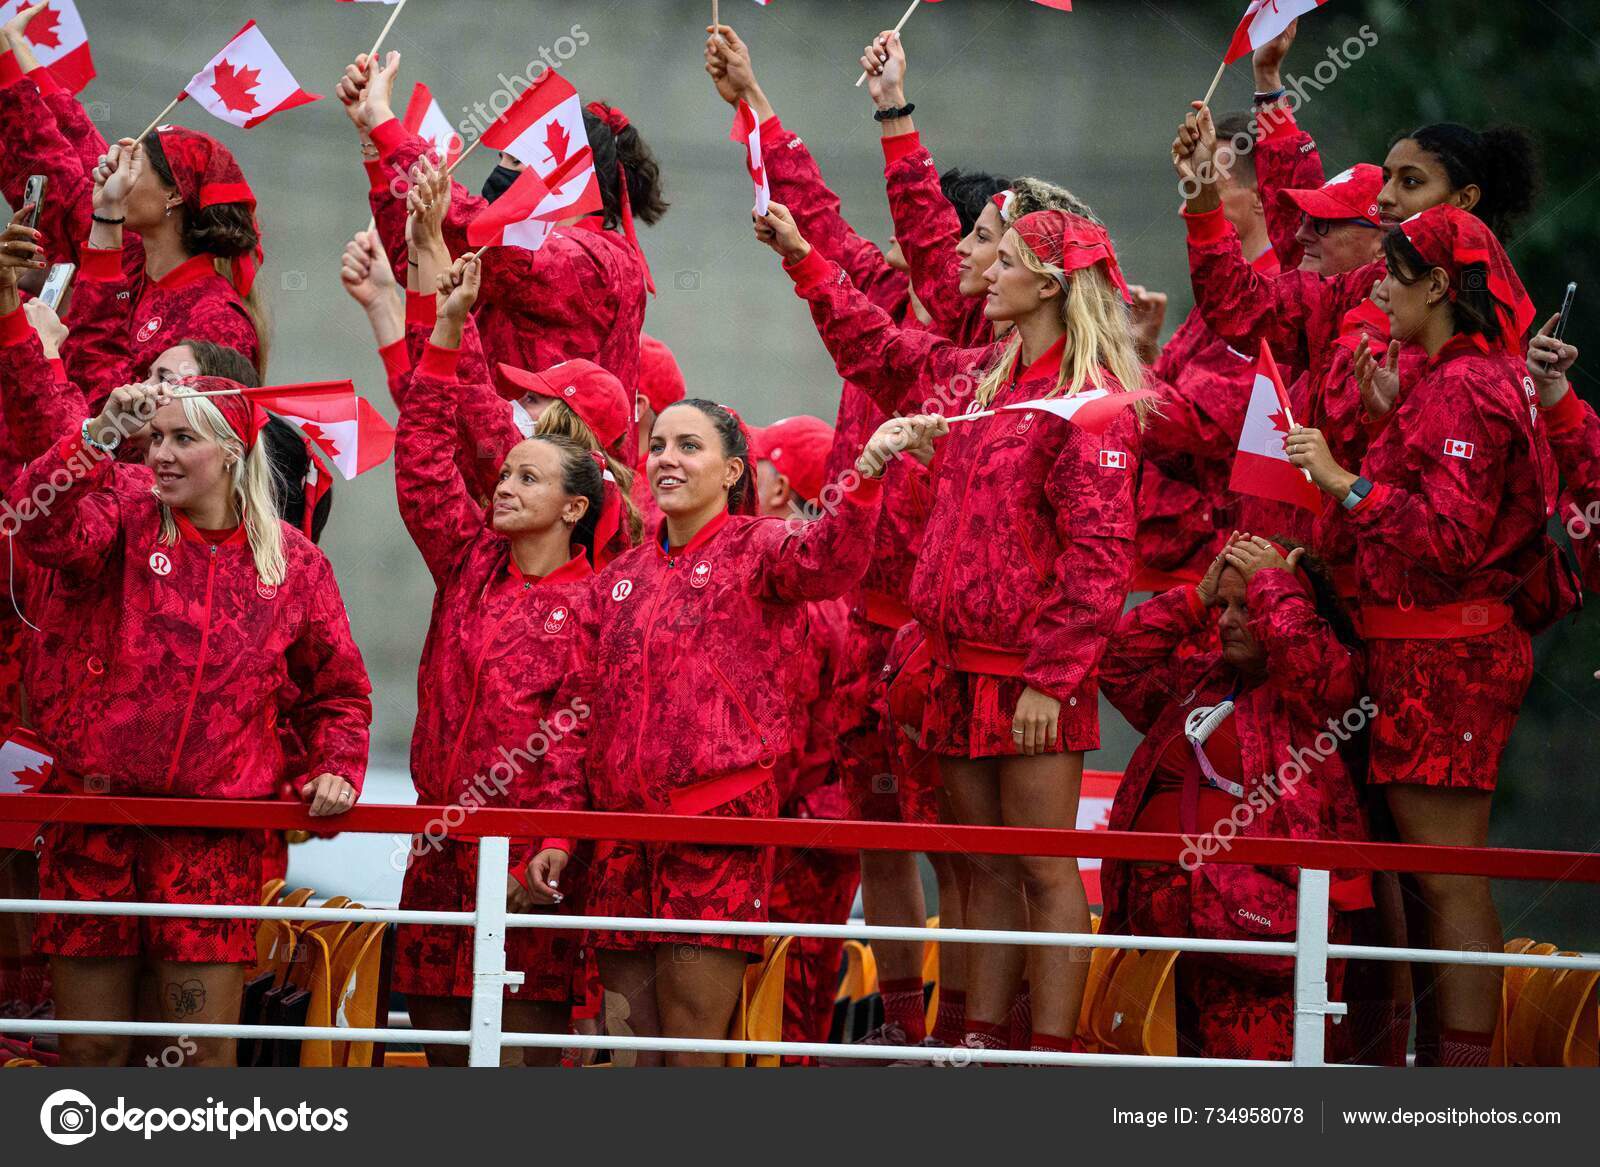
left=632, top=561, right=673, bottom=789
left=441, top=592, right=528, bottom=801
left=164, top=544, right=218, bottom=789
left=708, top=658, right=771, bottom=763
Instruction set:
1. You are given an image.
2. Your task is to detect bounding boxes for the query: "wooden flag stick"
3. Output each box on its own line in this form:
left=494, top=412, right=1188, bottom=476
left=1200, top=58, right=1228, bottom=109
left=369, top=0, right=409, bottom=59
left=136, top=93, right=182, bottom=142
left=445, top=134, right=484, bottom=175
left=712, top=0, right=720, bottom=38
left=944, top=409, right=997, bottom=423
left=855, top=0, right=920, bottom=87
left=168, top=387, right=244, bottom=399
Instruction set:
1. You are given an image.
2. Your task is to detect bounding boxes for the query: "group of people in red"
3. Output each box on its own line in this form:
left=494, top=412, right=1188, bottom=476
left=0, top=6, right=1591, bottom=1069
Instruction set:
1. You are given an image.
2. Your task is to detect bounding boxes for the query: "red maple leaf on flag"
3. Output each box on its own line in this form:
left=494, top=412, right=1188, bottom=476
left=297, top=421, right=343, bottom=460
left=1268, top=406, right=1291, bottom=435
left=544, top=120, right=570, bottom=169
left=13, top=762, right=51, bottom=789
left=23, top=4, right=62, bottom=50
left=211, top=59, right=262, bottom=115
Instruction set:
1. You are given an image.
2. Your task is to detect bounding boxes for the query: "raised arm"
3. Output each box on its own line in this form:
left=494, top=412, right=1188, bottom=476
left=1528, top=319, right=1600, bottom=591
left=0, top=51, right=98, bottom=266
left=1101, top=555, right=1222, bottom=734
left=1249, top=23, right=1324, bottom=270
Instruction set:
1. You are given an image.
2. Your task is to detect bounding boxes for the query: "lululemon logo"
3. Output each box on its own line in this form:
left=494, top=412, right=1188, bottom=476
left=544, top=606, right=569, bottom=634
left=136, top=315, right=163, bottom=343
left=690, top=561, right=712, bottom=589
left=611, top=579, right=633, bottom=602
left=148, top=551, right=173, bottom=576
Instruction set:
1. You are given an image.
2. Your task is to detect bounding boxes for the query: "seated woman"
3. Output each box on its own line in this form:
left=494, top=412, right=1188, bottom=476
left=1099, top=534, right=1371, bottom=1062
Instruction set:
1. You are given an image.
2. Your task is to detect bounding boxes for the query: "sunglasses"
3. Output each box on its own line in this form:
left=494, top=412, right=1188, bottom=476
left=1301, top=212, right=1382, bottom=237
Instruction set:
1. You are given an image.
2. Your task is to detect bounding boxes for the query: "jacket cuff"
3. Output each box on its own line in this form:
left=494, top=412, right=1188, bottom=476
left=1183, top=205, right=1233, bottom=246
left=47, top=357, right=67, bottom=384
left=881, top=130, right=923, bottom=167
left=845, top=475, right=884, bottom=506
left=0, top=51, right=24, bottom=89
left=783, top=247, right=833, bottom=292
left=29, top=63, right=63, bottom=96
left=378, top=338, right=411, bottom=381
left=759, top=113, right=783, bottom=139
left=404, top=290, right=437, bottom=327
left=369, top=117, right=411, bottom=163
left=0, top=303, right=32, bottom=348
left=363, top=157, right=388, bottom=193
left=79, top=245, right=124, bottom=282
left=1256, top=105, right=1299, bottom=144
left=417, top=340, right=460, bottom=380
left=539, top=838, right=575, bottom=859
left=1539, top=384, right=1585, bottom=433
left=1344, top=481, right=1388, bottom=521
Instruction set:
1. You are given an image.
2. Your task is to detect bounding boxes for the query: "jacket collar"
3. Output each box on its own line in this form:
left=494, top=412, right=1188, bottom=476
left=156, top=253, right=223, bottom=292
left=172, top=509, right=247, bottom=547
left=509, top=550, right=594, bottom=586
left=1012, top=334, right=1067, bottom=389
left=656, top=507, right=731, bottom=559
left=1427, top=330, right=1491, bottom=371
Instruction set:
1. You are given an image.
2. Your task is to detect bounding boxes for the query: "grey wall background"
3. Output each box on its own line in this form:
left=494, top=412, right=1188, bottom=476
left=13, top=2, right=1596, bottom=939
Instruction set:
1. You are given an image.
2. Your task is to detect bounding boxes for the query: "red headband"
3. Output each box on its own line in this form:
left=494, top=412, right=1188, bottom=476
left=991, top=190, right=1016, bottom=221
left=182, top=376, right=267, bottom=452
left=1398, top=204, right=1535, bottom=356
left=587, top=101, right=654, bottom=296
left=154, top=126, right=262, bottom=297
left=1010, top=209, right=1131, bottom=303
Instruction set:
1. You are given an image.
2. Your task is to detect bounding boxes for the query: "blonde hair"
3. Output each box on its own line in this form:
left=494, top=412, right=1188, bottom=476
left=534, top=401, right=644, bottom=545
left=1003, top=176, right=1100, bottom=226
left=155, top=395, right=287, bottom=585
left=973, top=230, right=1150, bottom=419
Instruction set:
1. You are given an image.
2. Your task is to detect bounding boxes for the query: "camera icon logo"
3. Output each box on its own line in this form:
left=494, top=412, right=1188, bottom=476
left=673, top=270, right=700, bottom=291
left=1462, top=603, right=1490, bottom=627
left=40, top=1088, right=97, bottom=1146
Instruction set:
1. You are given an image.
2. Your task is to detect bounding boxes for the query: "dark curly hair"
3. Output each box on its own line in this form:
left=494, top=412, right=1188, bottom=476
left=939, top=168, right=1012, bottom=237
left=584, top=109, right=668, bottom=232
left=1393, top=123, right=1541, bottom=238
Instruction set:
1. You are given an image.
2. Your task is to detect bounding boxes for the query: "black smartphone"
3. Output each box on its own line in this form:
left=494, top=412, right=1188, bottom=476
left=21, top=174, right=47, bottom=230
left=1554, top=281, right=1578, bottom=342
left=39, top=262, right=76, bottom=312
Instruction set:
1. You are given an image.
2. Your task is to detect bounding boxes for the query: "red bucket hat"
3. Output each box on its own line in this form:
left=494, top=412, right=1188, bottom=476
left=749, top=415, right=835, bottom=508
left=1280, top=163, right=1384, bottom=228
left=153, top=126, right=262, bottom=297
left=496, top=359, right=631, bottom=453
left=638, top=333, right=686, bottom=415
left=1399, top=204, right=1536, bottom=354
left=1011, top=209, right=1131, bottom=303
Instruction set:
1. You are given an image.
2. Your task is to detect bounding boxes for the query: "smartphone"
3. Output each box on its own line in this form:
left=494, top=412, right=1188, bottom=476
left=1554, top=281, right=1578, bottom=342
left=21, top=174, right=46, bottom=230
left=39, top=262, right=75, bottom=312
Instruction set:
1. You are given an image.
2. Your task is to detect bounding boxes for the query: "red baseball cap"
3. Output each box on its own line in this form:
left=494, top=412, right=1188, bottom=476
left=1280, top=164, right=1384, bottom=227
left=749, top=415, right=835, bottom=507
left=496, top=359, right=631, bottom=452
left=638, top=334, right=686, bottom=415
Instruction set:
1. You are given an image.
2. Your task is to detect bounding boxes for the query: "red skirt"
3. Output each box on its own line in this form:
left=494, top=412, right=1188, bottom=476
left=921, top=664, right=1099, bottom=758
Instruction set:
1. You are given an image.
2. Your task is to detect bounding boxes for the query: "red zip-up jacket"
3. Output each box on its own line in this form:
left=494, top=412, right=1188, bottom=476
left=587, top=476, right=882, bottom=816
left=1332, top=335, right=1557, bottom=612
left=1543, top=388, right=1600, bottom=592
left=762, top=116, right=934, bottom=625
left=786, top=249, right=1140, bottom=701
left=1099, top=573, right=1369, bottom=946
left=397, top=341, right=595, bottom=857
left=881, top=132, right=988, bottom=349
left=367, top=119, right=647, bottom=440
left=4, top=430, right=372, bottom=800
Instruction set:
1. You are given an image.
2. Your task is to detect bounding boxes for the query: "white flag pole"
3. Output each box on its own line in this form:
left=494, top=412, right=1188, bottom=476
left=1200, top=58, right=1228, bottom=108
left=135, top=93, right=183, bottom=142
left=369, top=0, right=409, bottom=59
left=856, top=0, right=920, bottom=87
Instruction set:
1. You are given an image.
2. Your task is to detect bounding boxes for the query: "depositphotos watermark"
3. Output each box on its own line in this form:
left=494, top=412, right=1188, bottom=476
left=40, top=1088, right=349, bottom=1145
left=1178, top=695, right=1378, bottom=872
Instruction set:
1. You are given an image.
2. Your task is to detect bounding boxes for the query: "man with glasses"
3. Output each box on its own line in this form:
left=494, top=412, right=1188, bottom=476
left=1282, top=165, right=1387, bottom=276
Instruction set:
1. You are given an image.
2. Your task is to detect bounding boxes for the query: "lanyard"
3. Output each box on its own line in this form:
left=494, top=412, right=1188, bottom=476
left=1183, top=689, right=1245, bottom=799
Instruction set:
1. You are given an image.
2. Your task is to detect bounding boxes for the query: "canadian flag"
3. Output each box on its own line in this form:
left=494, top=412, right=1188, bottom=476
left=1077, top=769, right=1119, bottom=905
left=729, top=99, right=770, bottom=215
left=0, top=727, right=51, bottom=851
left=1229, top=342, right=1322, bottom=511
left=1443, top=439, right=1475, bottom=460
left=180, top=21, right=321, bottom=129
left=994, top=387, right=1155, bottom=434
left=468, top=69, right=602, bottom=251
left=1224, top=1, right=1331, bottom=64
left=0, top=0, right=94, bottom=93
left=246, top=381, right=396, bottom=479
left=403, top=81, right=463, bottom=170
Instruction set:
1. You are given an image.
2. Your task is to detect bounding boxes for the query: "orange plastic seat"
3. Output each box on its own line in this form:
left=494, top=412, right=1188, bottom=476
left=1506, top=956, right=1572, bottom=1067
left=1534, top=965, right=1599, bottom=1068
left=1097, top=948, right=1178, bottom=1057
left=737, top=935, right=793, bottom=1068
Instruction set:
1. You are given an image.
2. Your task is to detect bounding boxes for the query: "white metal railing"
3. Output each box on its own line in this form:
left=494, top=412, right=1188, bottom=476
left=4, top=834, right=1595, bottom=1067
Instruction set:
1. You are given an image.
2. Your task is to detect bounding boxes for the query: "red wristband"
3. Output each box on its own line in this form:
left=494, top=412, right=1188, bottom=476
left=417, top=340, right=461, bottom=380
left=881, top=130, right=924, bottom=167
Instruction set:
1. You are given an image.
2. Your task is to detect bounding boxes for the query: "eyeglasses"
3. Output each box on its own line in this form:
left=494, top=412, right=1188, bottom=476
left=1301, top=213, right=1382, bottom=237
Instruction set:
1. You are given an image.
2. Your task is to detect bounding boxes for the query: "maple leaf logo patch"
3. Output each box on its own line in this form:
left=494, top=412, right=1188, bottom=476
left=211, top=58, right=262, bottom=115
left=24, top=4, right=62, bottom=50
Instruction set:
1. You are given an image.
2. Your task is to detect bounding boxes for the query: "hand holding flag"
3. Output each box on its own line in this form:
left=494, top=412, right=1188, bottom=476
left=172, top=380, right=396, bottom=479
left=945, top=387, right=1154, bottom=433
left=1229, top=342, right=1322, bottom=511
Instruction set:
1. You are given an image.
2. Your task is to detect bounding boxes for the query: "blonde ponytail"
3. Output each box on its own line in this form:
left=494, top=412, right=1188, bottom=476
left=534, top=401, right=644, bottom=545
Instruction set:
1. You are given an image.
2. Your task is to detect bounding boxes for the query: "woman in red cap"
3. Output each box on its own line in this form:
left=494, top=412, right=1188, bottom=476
left=339, top=53, right=662, bottom=447
left=584, top=393, right=924, bottom=1065
left=391, top=252, right=599, bottom=1066
left=1284, top=205, right=1569, bottom=1065
left=1100, top=534, right=1371, bottom=1062
left=757, top=201, right=1146, bottom=1056
left=4, top=367, right=370, bottom=1066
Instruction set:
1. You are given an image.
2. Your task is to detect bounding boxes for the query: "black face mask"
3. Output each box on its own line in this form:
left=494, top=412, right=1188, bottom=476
left=481, top=165, right=520, bottom=204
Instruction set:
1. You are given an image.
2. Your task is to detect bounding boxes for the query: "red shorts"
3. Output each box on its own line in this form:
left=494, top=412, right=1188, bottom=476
left=1366, top=626, right=1532, bottom=791
left=394, top=837, right=581, bottom=1002
left=922, top=665, right=1099, bottom=758
left=836, top=622, right=941, bottom=825
left=586, top=783, right=776, bottom=958
left=34, top=822, right=265, bottom=964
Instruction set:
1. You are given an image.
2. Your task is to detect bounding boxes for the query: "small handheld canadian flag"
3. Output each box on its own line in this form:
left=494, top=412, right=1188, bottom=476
left=947, top=387, right=1154, bottom=433
left=246, top=381, right=396, bottom=480
left=1230, top=342, right=1323, bottom=511
left=180, top=20, right=321, bottom=129
left=0, top=0, right=95, bottom=93
left=729, top=99, right=770, bottom=215
left=1224, top=1, right=1332, bottom=64
left=402, top=81, right=463, bottom=170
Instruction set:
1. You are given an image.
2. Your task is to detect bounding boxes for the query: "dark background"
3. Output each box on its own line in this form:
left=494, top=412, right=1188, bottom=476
left=5, top=1, right=1595, bottom=942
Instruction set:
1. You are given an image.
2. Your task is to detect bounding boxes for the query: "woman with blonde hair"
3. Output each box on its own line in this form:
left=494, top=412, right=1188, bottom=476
left=756, top=202, right=1146, bottom=1055
left=8, top=375, right=371, bottom=1067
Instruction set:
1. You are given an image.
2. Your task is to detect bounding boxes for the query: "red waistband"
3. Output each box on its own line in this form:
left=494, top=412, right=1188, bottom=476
left=1357, top=600, right=1513, bottom=639
left=929, top=634, right=1026, bottom=677
left=667, top=765, right=774, bottom=817
left=863, top=591, right=916, bottom=631
left=1130, top=564, right=1204, bottom=593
